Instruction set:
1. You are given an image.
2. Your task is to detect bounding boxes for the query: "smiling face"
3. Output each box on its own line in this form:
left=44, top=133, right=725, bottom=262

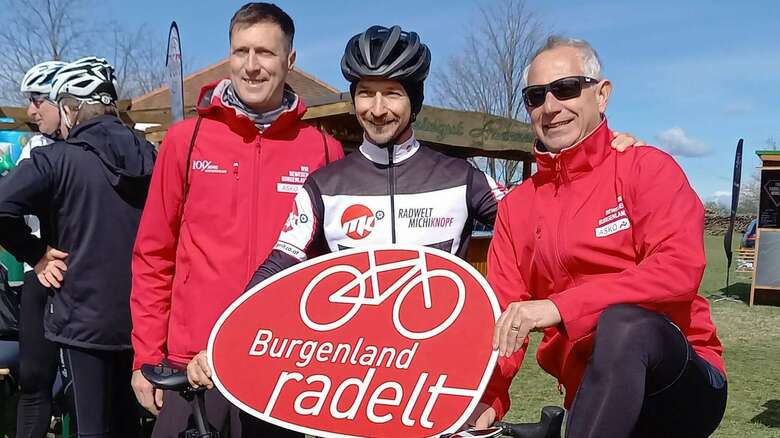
left=229, top=21, right=296, bottom=113
left=353, top=79, right=413, bottom=146
left=526, top=46, right=611, bottom=153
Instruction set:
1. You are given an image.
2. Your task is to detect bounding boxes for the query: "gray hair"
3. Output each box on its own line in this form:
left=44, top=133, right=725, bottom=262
left=522, top=36, right=603, bottom=85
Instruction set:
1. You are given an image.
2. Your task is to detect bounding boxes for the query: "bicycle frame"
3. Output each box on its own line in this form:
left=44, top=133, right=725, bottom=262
left=299, top=248, right=466, bottom=339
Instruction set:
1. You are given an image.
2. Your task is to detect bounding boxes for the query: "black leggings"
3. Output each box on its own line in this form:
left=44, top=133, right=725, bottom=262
left=16, top=271, right=59, bottom=438
left=153, top=389, right=302, bottom=438
left=61, top=347, right=139, bottom=438
left=566, top=304, right=727, bottom=438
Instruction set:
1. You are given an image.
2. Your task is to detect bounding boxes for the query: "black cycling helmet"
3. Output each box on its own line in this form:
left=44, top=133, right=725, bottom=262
left=341, top=25, right=431, bottom=83
left=341, top=25, right=431, bottom=119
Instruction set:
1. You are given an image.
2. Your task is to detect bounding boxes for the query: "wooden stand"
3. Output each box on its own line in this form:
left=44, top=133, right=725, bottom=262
left=750, top=228, right=780, bottom=306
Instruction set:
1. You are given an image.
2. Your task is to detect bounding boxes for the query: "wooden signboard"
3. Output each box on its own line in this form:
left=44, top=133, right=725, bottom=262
left=750, top=228, right=780, bottom=305
left=758, top=168, right=780, bottom=228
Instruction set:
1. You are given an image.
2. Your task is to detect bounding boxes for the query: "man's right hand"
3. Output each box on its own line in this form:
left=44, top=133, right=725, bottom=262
left=34, top=246, right=68, bottom=288
left=461, top=402, right=497, bottom=430
left=132, top=369, right=164, bottom=416
left=187, top=350, right=214, bottom=389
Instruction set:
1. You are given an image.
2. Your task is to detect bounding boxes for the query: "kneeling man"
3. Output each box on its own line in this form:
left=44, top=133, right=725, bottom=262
left=475, top=36, right=727, bottom=438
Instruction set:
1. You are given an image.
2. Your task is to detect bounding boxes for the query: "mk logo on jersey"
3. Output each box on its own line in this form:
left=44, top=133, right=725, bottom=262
left=192, top=159, right=227, bottom=174
left=341, top=204, right=383, bottom=240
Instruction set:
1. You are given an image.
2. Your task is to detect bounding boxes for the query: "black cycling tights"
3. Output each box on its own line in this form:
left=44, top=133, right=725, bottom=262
left=16, top=271, right=58, bottom=438
left=566, top=304, right=727, bottom=438
left=61, top=347, right=139, bottom=438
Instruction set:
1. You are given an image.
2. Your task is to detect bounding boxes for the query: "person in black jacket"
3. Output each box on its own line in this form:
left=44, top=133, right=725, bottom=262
left=14, top=59, right=67, bottom=438
left=0, top=56, right=156, bottom=438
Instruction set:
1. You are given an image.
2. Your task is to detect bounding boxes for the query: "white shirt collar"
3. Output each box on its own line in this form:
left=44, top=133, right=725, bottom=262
left=358, top=132, right=420, bottom=165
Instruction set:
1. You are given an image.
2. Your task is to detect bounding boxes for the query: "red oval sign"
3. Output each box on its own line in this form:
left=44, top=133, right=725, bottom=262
left=208, top=245, right=499, bottom=438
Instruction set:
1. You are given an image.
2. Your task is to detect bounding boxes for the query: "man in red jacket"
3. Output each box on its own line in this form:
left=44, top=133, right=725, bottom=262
left=471, top=36, right=727, bottom=437
left=129, top=3, right=342, bottom=436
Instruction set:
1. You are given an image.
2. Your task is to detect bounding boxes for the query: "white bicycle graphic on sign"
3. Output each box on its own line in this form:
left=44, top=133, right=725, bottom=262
left=299, top=248, right=466, bottom=340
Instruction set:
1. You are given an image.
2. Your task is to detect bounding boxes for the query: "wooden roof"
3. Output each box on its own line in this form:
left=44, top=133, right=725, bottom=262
left=131, top=58, right=340, bottom=111
left=1, top=60, right=534, bottom=161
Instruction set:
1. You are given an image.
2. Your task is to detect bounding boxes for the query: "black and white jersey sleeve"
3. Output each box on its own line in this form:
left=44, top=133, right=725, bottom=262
left=247, top=180, right=324, bottom=289
left=468, top=168, right=507, bottom=227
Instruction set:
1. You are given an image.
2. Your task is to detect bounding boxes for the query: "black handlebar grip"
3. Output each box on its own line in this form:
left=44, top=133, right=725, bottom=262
left=495, top=406, right=565, bottom=438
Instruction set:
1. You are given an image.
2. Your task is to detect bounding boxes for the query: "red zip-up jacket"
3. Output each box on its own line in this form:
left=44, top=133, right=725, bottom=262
left=482, top=119, right=725, bottom=417
left=130, top=80, right=343, bottom=369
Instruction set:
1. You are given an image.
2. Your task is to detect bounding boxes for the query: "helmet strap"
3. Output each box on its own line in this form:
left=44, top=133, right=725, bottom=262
left=58, top=101, right=77, bottom=131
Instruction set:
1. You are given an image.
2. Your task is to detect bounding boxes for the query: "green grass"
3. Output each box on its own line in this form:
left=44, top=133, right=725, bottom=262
left=3, top=235, right=778, bottom=437
left=503, top=234, right=780, bottom=437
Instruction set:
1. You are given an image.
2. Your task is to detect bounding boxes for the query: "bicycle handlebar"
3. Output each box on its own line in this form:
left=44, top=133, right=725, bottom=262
left=443, top=406, right=564, bottom=438
left=142, top=364, right=563, bottom=438
left=141, top=363, right=218, bottom=438
left=495, top=406, right=564, bottom=438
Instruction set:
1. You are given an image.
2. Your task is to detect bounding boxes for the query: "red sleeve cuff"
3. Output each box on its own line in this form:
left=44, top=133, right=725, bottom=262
left=480, top=388, right=510, bottom=420
left=132, top=353, right=165, bottom=371
left=548, top=290, right=590, bottom=341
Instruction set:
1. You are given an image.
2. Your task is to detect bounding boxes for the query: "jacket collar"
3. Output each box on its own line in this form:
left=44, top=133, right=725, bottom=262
left=195, top=79, right=306, bottom=137
left=534, top=118, right=613, bottom=181
left=359, top=131, right=420, bottom=165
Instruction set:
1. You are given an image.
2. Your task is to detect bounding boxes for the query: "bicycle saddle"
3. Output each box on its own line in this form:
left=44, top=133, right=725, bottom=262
left=140, top=363, right=190, bottom=391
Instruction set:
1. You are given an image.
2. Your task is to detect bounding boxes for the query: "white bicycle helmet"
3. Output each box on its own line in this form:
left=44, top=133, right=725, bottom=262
left=20, top=61, right=67, bottom=95
left=49, top=56, right=118, bottom=104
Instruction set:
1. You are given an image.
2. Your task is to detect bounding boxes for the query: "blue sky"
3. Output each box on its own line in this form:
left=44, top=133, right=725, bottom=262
left=99, top=0, right=779, bottom=204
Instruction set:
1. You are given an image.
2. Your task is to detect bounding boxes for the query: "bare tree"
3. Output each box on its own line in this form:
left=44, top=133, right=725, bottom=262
left=0, top=0, right=94, bottom=103
left=105, top=23, right=169, bottom=99
left=433, top=0, right=547, bottom=186
left=738, top=172, right=760, bottom=216
left=766, top=137, right=777, bottom=151
left=0, top=0, right=171, bottom=105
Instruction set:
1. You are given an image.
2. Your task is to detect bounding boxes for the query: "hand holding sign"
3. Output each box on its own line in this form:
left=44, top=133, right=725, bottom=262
left=187, top=350, right=214, bottom=389
left=208, top=245, right=500, bottom=438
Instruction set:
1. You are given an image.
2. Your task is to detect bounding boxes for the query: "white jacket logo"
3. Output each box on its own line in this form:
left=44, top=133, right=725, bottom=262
left=192, top=160, right=227, bottom=174
left=595, top=195, right=631, bottom=237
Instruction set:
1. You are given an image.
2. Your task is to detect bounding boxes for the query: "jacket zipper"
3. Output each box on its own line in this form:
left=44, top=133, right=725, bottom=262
left=231, top=162, right=240, bottom=216
left=387, top=146, right=397, bottom=243
left=553, top=158, right=575, bottom=286
left=249, top=139, right=261, bottom=276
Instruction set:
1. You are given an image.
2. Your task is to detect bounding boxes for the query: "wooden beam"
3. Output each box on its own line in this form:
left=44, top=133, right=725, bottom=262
left=0, top=106, right=28, bottom=121
left=0, top=101, right=536, bottom=160
left=302, top=100, right=354, bottom=120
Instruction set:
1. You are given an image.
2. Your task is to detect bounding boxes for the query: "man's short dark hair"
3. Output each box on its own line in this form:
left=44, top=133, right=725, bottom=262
left=229, top=2, right=295, bottom=49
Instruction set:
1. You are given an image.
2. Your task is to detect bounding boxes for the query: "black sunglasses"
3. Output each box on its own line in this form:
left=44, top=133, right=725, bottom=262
left=26, top=92, right=49, bottom=108
left=522, top=76, right=599, bottom=107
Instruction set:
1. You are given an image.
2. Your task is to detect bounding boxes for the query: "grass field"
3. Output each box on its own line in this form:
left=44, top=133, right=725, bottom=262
left=503, top=234, right=780, bottom=437
left=2, top=235, right=778, bottom=437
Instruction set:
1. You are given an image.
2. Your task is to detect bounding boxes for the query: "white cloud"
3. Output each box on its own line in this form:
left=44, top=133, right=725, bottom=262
left=710, top=190, right=732, bottom=207
left=654, top=127, right=710, bottom=157
left=722, top=103, right=754, bottom=115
